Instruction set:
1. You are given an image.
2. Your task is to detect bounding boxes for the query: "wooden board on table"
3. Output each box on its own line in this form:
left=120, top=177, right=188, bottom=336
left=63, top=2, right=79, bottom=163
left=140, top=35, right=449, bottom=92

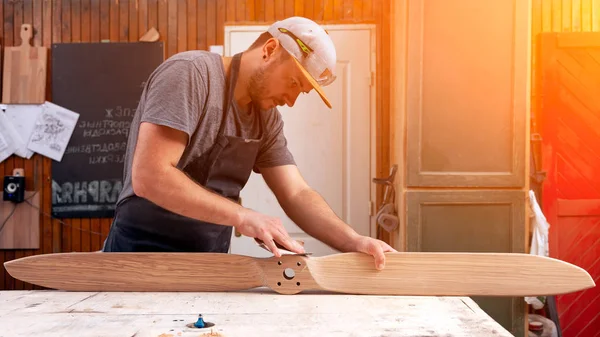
left=2, top=24, right=47, bottom=104
left=3, top=251, right=595, bottom=296
left=0, top=191, right=40, bottom=249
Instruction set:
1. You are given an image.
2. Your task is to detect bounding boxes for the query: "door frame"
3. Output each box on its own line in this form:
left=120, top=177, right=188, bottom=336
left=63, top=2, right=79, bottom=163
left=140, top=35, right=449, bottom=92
left=391, top=1, right=408, bottom=251
left=223, top=24, right=379, bottom=239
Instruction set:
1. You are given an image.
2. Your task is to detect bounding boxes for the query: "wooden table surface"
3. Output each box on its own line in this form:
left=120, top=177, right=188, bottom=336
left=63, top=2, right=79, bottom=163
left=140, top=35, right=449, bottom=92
left=0, top=288, right=514, bottom=337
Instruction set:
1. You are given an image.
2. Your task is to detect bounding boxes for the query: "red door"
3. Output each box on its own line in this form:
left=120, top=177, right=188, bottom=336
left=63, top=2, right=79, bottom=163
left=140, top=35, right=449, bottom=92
left=539, top=32, right=600, bottom=337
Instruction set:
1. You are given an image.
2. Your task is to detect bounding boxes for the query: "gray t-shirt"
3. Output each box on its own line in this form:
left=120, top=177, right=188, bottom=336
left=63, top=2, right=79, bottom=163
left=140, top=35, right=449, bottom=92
left=117, top=50, right=296, bottom=205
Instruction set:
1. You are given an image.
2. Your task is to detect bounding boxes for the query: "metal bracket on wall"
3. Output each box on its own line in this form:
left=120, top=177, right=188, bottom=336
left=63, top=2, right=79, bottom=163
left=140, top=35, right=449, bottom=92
left=530, top=133, right=547, bottom=184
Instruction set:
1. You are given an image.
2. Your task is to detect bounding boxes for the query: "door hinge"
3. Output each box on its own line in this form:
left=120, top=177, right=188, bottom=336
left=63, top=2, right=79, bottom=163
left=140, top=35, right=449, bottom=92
left=370, top=72, right=375, bottom=87
left=369, top=200, right=374, bottom=216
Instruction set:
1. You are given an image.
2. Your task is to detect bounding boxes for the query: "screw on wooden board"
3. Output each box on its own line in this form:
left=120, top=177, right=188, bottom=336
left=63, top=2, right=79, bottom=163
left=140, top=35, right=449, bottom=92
left=194, top=314, right=205, bottom=328
left=186, top=314, right=215, bottom=329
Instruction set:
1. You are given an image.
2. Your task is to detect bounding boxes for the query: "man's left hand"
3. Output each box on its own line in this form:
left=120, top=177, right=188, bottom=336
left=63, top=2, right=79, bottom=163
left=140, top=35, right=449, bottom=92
left=351, top=236, right=397, bottom=270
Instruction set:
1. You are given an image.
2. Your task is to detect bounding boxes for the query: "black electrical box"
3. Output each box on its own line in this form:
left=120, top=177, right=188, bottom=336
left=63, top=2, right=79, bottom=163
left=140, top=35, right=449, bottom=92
left=3, top=175, right=25, bottom=203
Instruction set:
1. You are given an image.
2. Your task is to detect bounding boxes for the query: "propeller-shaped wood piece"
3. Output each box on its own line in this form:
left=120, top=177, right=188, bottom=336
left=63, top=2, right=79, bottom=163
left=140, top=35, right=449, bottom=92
left=3, top=252, right=595, bottom=296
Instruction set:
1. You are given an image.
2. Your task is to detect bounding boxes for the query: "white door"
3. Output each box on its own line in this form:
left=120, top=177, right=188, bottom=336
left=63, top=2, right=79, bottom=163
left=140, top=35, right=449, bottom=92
left=224, top=25, right=376, bottom=257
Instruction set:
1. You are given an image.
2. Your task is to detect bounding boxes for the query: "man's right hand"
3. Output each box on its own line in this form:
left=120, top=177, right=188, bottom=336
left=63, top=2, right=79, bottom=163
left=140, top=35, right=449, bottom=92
left=236, top=208, right=305, bottom=257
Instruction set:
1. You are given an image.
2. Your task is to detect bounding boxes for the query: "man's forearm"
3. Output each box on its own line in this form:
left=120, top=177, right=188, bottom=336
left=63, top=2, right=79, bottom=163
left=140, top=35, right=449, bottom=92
left=279, top=187, right=360, bottom=252
left=133, top=165, right=244, bottom=227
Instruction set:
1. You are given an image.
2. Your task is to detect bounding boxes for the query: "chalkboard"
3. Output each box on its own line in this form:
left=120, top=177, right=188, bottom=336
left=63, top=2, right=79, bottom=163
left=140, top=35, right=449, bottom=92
left=51, top=42, right=164, bottom=218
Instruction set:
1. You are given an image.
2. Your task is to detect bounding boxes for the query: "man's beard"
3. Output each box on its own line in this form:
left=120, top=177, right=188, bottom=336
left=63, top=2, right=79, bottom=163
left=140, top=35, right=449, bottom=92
left=247, top=63, right=273, bottom=108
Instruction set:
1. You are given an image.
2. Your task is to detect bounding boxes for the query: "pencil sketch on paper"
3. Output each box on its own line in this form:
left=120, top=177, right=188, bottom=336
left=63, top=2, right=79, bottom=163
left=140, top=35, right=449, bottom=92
left=3, top=104, right=43, bottom=159
left=30, top=112, right=67, bottom=151
left=27, top=102, right=79, bottom=162
left=0, top=110, right=18, bottom=164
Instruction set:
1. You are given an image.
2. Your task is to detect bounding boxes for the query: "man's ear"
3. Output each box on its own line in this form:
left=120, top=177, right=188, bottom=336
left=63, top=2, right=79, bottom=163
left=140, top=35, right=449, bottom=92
left=262, top=38, right=280, bottom=61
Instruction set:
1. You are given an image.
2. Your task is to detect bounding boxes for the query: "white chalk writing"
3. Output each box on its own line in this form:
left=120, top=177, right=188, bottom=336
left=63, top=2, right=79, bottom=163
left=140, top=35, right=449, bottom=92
left=52, top=179, right=123, bottom=205
left=104, top=106, right=136, bottom=118
left=65, top=142, right=127, bottom=154
left=89, top=154, right=125, bottom=164
left=78, top=120, right=132, bottom=129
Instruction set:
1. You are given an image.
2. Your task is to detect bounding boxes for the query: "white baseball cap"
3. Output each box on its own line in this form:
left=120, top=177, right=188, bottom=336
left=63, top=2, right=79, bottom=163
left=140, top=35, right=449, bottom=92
left=267, top=17, right=337, bottom=108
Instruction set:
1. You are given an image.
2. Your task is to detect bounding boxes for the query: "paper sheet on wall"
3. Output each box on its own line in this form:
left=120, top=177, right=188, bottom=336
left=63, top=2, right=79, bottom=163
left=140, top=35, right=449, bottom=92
left=0, top=110, right=19, bottom=163
left=26, top=101, right=80, bottom=162
left=1, top=104, right=43, bottom=159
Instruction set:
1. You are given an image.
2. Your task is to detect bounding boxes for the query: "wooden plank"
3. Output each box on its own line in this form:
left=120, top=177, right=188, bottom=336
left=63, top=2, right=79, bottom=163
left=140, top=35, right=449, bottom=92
left=552, top=0, right=562, bottom=31
left=3, top=251, right=594, bottom=296
left=72, top=218, right=81, bottom=252
left=157, top=0, right=167, bottom=59
left=83, top=1, right=92, bottom=43
left=90, top=0, right=100, bottom=42
left=265, top=0, right=275, bottom=22
left=99, top=0, right=109, bottom=41
left=138, top=0, right=148, bottom=39
left=303, top=0, right=314, bottom=20
left=148, top=0, right=158, bottom=37
left=362, top=0, right=372, bottom=20
left=558, top=199, right=600, bottom=216
left=167, top=0, right=177, bottom=57
left=71, top=0, right=81, bottom=42
left=562, top=0, right=572, bottom=31
left=13, top=0, right=23, bottom=43
left=187, top=0, right=197, bottom=50
left=129, top=0, right=138, bottom=41
left=582, top=0, right=592, bottom=31
left=0, top=192, right=40, bottom=250
left=0, top=290, right=514, bottom=337
left=62, top=0, right=71, bottom=42
left=247, top=0, right=255, bottom=20
left=236, top=0, right=245, bottom=22
left=205, top=0, right=215, bottom=48
left=344, top=0, right=354, bottom=20
left=100, top=218, right=111, bottom=246
left=256, top=0, right=265, bottom=22
left=195, top=0, right=206, bottom=50
left=90, top=218, right=101, bottom=251
left=119, top=0, right=128, bottom=42
left=572, top=0, right=581, bottom=31
left=323, top=0, right=333, bottom=21
left=24, top=0, right=33, bottom=42
left=333, top=0, right=342, bottom=21
left=275, top=0, right=284, bottom=20
left=594, top=0, right=600, bottom=31
left=557, top=32, right=600, bottom=47
left=226, top=0, right=235, bottom=23
left=1, top=24, right=47, bottom=104
left=284, top=0, right=293, bottom=18
left=177, top=0, right=186, bottom=52
left=109, top=0, right=118, bottom=41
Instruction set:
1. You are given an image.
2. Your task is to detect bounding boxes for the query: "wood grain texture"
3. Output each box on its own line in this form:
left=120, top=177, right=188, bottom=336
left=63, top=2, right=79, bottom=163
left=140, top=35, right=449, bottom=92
left=0, top=191, right=40, bottom=249
left=0, top=0, right=392, bottom=291
left=0, top=290, right=515, bottom=337
left=538, top=31, right=600, bottom=337
left=1, top=24, right=47, bottom=103
left=4, top=251, right=595, bottom=296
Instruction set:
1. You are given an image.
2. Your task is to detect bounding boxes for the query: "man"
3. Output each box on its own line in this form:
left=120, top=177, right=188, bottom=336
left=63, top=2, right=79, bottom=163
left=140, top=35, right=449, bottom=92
left=102, top=16, right=396, bottom=270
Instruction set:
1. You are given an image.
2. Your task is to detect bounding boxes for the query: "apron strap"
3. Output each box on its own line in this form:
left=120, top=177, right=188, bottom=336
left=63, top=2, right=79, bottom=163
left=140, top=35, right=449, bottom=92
left=217, top=53, right=243, bottom=137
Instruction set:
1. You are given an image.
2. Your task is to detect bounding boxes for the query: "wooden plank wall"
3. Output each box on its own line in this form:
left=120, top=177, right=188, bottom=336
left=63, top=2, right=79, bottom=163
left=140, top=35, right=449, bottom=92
left=531, top=0, right=600, bottom=119
left=0, top=0, right=392, bottom=290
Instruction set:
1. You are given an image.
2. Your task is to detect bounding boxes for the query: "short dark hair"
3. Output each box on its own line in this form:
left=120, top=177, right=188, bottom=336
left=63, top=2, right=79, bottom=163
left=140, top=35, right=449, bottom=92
left=248, top=31, right=273, bottom=50
left=247, top=31, right=291, bottom=63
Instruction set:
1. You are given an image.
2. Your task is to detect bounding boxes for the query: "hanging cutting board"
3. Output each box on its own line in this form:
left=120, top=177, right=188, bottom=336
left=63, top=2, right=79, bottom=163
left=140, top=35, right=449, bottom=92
left=2, top=24, right=47, bottom=104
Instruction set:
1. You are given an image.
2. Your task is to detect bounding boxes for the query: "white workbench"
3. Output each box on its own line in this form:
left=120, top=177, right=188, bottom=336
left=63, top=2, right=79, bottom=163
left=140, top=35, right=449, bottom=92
left=0, top=288, right=514, bottom=337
